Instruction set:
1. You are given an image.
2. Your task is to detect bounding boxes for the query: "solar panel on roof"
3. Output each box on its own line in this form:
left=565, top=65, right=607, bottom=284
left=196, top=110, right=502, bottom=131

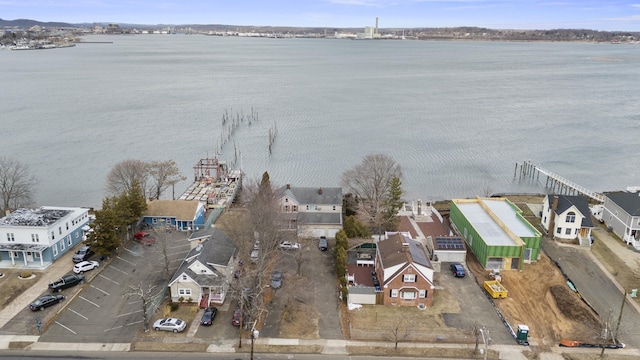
left=435, top=237, right=465, bottom=250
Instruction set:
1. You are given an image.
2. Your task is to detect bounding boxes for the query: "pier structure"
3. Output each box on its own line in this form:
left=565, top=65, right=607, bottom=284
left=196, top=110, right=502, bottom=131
left=514, top=160, right=605, bottom=203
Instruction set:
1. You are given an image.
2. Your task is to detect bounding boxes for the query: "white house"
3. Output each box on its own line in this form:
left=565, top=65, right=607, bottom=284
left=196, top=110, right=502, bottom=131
left=541, top=195, right=594, bottom=246
left=602, top=191, right=640, bottom=249
left=168, top=227, right=237, bottom=307
left=278, top=184, right=343, bottom=238
left=0, top=206, right=91, bottom=269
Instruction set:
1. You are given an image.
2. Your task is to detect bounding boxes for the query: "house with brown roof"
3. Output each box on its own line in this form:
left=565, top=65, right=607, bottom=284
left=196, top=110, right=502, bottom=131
left=142, top=200, right=206, bottom=231
left=375, top=233, right=435, bottom=307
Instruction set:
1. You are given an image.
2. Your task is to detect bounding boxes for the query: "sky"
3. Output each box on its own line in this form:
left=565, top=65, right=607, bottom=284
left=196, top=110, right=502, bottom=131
left=1, top=0, right=639, bottom=31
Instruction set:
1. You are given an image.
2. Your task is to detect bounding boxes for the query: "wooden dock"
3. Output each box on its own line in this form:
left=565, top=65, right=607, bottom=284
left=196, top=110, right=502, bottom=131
left=515, top=160, right=605, bottom=203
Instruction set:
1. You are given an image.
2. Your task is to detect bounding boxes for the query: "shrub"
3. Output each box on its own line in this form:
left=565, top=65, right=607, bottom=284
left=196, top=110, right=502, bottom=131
left=19, top=270, right=33, bottom=279
left=169, top=302, right=179, bottom=311
left=178, top=296, right=185, bottom=303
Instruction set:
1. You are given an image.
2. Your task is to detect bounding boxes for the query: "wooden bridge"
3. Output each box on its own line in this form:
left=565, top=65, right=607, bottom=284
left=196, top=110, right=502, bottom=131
left=515, top=160, right=605, bottom=203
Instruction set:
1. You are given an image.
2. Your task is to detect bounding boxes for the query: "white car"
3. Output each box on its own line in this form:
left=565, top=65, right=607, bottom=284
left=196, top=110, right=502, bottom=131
left=153, top=317, right=186, bottom=333
left=279, top=241, right=300, bottom=250
left=73, top=260, right=99, bottom=274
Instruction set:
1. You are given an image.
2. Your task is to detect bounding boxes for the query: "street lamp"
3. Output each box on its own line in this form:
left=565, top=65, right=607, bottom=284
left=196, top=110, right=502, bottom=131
left=250, top=326, right=259, bottom=360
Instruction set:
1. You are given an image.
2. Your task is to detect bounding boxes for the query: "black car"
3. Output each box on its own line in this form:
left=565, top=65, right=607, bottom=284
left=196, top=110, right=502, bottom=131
left=29, top=294, right=65, bottom=311
left=450, top=263, right=466, bottom=277
left=48, top=274, right=85, bottom=292
left=200, top=307, right=218, bottom=326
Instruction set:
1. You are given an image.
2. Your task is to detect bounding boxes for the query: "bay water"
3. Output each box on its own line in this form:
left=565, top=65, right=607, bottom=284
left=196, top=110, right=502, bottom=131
left=2, top=34, right=639, bottom=209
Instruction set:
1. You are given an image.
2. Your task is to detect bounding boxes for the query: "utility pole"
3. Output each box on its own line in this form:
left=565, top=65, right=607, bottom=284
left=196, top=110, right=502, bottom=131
left=600, top=290, right=626, bottom=358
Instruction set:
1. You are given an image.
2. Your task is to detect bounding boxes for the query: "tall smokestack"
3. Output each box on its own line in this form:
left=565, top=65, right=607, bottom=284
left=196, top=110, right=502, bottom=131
left=376, top=17, right=379, bottom=34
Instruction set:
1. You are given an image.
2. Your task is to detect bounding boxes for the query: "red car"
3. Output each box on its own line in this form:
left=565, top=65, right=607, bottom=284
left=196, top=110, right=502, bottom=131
left=133, top=232, right=156, bottom=245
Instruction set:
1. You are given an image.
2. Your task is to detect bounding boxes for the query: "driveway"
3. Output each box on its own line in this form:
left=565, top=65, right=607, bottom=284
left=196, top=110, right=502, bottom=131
left=261, top=238, right=342, bottom=339
left=439, top=262, right=514, bottom=345
left=37, top=233, right=191, bottom=343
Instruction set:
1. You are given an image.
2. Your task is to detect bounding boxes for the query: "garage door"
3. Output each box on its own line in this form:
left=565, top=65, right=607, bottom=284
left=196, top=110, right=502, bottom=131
left=312, top=228, right=325, bottom=237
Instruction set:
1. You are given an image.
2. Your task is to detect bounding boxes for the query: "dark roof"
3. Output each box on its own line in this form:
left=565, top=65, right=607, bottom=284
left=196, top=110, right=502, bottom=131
left=604, top=191, right=640, bottom=216
left=297, top=212, right=342, bottom=225
left=378, top=233, right=431, bottom=270
left=169, top=227, right=237, bottom=286
left=434, top=237, right=465, bottom=251
left=554, top=195, right=594, bottom=228
left=280, top=186, right=342, bottom=205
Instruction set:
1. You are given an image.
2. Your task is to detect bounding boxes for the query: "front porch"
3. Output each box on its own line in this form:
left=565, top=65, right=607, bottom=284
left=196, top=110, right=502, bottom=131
left=0, top=258, right=52, bottom=270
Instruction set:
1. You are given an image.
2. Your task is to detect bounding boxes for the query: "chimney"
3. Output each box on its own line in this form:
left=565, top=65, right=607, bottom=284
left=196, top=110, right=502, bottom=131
left=549, top=195, right=559, bottom=237
left=286, top=183, right=290, bottom=189
left=318, top=187, right=323, bottom=195
left=417, top=199, right=422, bottom=215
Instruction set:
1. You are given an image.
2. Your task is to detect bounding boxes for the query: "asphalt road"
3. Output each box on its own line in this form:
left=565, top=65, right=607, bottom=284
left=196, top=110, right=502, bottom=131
left=541, top=237, right=640, bottom=348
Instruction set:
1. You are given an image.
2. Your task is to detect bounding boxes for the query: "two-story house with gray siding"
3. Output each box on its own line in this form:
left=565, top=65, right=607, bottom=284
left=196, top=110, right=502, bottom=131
left=278, top=184, right=343, bottom=238
left=0, top=206, right=91, bottom=269
left=602, top=191, right=640, bottom=249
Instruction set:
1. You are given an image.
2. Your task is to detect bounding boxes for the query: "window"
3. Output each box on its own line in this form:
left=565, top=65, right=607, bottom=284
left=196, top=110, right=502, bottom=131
left=566, top=212, right=576, bottom=223
left=332, top=205, right=336, bottom=211
left=403, top=274, right=416, bottom=282
left=182, top=274, right=188, bottom=281
left=31, top=234, right=40, bottom=242
left=67, top=236, right=72, bottom=246
left=7, top=233, right=15, bottom=242
left=419, top=290, right=426, bottom=298
left=556, top=227, right=561, bottom=234
left=284, top=205, right=289, bottom=212
left=34, top=252, right=41, bottom=259
left=390, top=289, right=398, bottom=298
left=306, top=205, right=310, bottom=210
left=52, top=244, right=58, bottom=257
left=565, top=228, right=572, bottom=235
left=285, top=198, right=288, bottom=202
left=60, top=239, right=65, bottom=251
left=401, top=291, right=416, bottom=300
left=51, top=231, right=55, bottom=240
left=178, top=288, right=192, bottom=296
left=59, top=226, right=62, bottom=235
left=292, top=205, right=298, bottom=212
left=66, top=222, right=69, bottom=230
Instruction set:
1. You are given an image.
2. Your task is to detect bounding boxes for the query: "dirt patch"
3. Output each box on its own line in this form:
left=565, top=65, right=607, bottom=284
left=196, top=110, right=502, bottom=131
left=467, top=250, right=602, bottom=347
left=347, top=345, right=499, bottom=359
left=279, top=300, right=319, bottom=339
left=135, top=302, right=199, bottom=341
left=0, top=269, right=39, bottom=309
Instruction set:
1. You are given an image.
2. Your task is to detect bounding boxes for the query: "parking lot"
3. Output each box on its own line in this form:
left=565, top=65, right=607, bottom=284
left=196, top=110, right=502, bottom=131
left=35, top=233, right=191, bottom=343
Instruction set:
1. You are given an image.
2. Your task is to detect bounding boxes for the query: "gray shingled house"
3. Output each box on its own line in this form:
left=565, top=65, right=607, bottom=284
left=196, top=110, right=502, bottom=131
left=602, top=191, right=640, bottom=249
left=278, top=184, right=343, bottom=238
left=168, top=227, right=237, bottom=307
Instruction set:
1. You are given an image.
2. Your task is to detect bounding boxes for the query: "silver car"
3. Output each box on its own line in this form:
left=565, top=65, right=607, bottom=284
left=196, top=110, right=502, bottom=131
left=270, top=271, right=283, bottom=289
left=153, top=318, right=186, bottom=333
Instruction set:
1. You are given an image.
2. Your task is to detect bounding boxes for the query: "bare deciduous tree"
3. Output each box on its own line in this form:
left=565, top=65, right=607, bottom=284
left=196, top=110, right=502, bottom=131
left=341, top=154, right=402, bottom=237
left=123, top=282, right=159, bottom=332
left=148, top=160, right=186, bottom=200
left=386, top=316, right=413, bottom=349
left=0, top=156, right=37, bottom=213
left=106, top=159, right=149, bottom=198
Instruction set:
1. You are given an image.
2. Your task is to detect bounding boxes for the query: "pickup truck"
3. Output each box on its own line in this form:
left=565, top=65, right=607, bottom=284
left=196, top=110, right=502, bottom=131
left=48, top=274, right=85, bottom=292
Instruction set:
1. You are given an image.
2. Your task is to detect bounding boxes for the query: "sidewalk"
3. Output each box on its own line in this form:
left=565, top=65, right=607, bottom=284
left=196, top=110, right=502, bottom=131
left=0, top=248, right=77, bottom=329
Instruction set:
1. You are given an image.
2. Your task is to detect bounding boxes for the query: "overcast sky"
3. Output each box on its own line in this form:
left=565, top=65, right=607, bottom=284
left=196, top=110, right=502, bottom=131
left=1, top=0, right=639, bottom=31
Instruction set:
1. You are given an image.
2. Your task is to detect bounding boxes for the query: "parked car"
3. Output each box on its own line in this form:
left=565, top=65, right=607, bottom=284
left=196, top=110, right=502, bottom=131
left=318, top=236, right=328, bottom=251
left=270, top=271, right=283, bottom=289
left=72, top=245, right=94, bottom=263
left=153, top=318, right=186, bottom=333
left=253, top=240, right=260, bottom=250
left=232, top=308, right=247, bottom=326
left=200, top=307, right=218, bottom=326
left=250, top=249, right=259, bottom=262
left=279, top=241, right=300, bottom=250
left=29, top=294, right=65, bottom=311
left=73, top=260, right=99, bottom=274
left=48, top=274, right=85, bottom=292
left=133, top=231, right=156, bottom=246
left=450, top=263, right=466, bottom=277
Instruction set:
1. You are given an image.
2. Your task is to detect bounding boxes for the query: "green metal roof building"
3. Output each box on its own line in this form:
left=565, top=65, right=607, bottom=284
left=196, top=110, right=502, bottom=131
left=450, top=197, right=541, bottom=270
